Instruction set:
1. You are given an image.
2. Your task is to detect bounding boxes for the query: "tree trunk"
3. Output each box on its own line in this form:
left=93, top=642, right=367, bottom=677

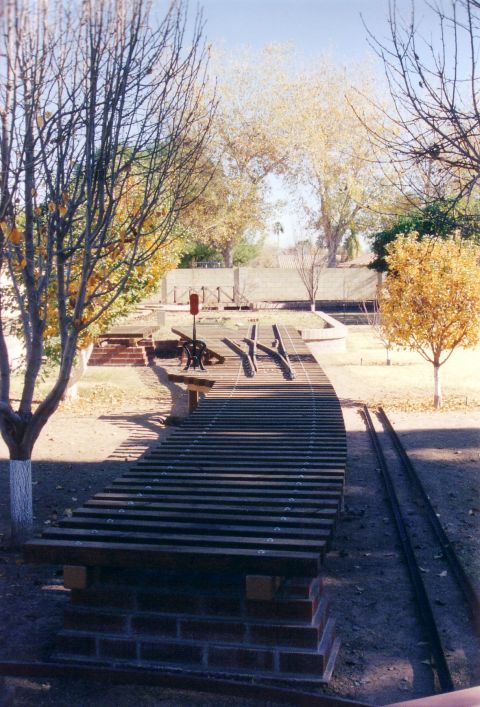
left=434, top=363, right=442, bottom=409
left=222, top=242, right=234, bottom=268
left=9, top=459, right=33, bottom=547
left=386, top=347, right=391, bottom=366
left=64, top=343, right=94, bottom=401
left=326, top=237, right=338, bottom=268
left=310, top=301, right=316, bottom=312
left=327, top=248, right=337, bottom=267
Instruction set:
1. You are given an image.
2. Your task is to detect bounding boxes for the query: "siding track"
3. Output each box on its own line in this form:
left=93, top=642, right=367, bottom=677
left=362, top=404, right=480, bottom=695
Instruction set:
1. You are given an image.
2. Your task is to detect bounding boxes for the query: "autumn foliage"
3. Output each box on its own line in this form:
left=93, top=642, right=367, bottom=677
left=379, top=233, right=480, bottom=408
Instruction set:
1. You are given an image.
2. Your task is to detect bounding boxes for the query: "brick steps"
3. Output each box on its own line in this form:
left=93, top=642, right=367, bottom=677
left=89, top=341, right=155, bottom=367
left=55, top=569, right=339, bottom=683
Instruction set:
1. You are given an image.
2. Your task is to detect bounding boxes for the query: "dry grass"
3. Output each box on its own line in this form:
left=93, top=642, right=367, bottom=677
left=10, top=366, right=161, bottom=415
left=317, top=325, right=480, bottom=412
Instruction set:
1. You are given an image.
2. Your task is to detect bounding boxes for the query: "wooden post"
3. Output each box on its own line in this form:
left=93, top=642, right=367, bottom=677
left=246, top=575, right=285, bottom=600
left=188, top=389, right=199, bottom=412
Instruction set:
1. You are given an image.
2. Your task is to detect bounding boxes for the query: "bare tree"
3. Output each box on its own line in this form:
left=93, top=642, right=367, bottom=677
left=0, top=0, right=214, bottom=545
left=361, top=299, right=392, bottom=365
left=368, top=0, right=480, bottom=201
left=293, top=239, right=327, bottom=311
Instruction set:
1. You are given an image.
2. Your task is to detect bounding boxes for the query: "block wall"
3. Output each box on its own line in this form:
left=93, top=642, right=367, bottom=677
left=160, top=267, right=378, bottom=304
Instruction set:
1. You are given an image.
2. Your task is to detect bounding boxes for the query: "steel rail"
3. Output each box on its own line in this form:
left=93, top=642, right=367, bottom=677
left=273, top=323, right=295, bottom=375
left=377, top=407, right=480, bottom=635
left=249, top=322, right=258, bottom=371
left=222, top=337, right=256, bottom=377
left=0, top=661, right=372, bottom=707
left=244, top=336, right=295, bottom=380
left=361, top=405, right=454, bottom=693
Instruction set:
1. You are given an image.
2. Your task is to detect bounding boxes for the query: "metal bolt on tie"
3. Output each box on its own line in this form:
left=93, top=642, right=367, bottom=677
left=267, top=538, right=274, bottom=543
left=274, top=527, right=281, bottom=531
left=257, top=549, right=266, bottom=555
left=118, top=509, right=125, bottom=513
left=107, top=519, right=114, bottom=524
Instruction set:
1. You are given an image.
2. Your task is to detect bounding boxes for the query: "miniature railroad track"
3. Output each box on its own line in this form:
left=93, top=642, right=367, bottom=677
left=362, top=405, right=480, bottom=694
left=24, top=322, right=347, bottom=686
left=26, top=323, right=346, bottom=577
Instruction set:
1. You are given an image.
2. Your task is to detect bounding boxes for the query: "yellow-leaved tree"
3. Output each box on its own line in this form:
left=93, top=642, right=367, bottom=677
left=288, top=58, right=388, bottom=267
left=379, top=233, right=480, bottom=408
left=54, top=179, right=183, bottom=399
left=190, top=45, right=292, bottom=266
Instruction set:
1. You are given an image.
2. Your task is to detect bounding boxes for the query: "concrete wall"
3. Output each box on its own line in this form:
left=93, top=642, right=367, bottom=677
left=300, top=311, right=348, bottom=353
left=161, top=268, right=235, bottom=304
left=160, top=267, right=378, bottom=304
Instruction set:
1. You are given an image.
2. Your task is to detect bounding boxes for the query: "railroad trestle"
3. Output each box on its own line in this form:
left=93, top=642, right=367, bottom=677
left=24, top=324, right=347, bottom=685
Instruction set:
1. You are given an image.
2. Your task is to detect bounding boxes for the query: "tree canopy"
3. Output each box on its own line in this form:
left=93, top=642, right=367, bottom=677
left=286, top=59, right=386, bottom=266
left=369, top=200, right=480, bottom=272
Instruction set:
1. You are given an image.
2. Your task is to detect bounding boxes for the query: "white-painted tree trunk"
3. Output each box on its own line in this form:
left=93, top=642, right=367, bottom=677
left=310, top=301, right=316, bottom=312
left=64, top=343, right=94, bottom=401
left=9, top=459, right=33, bottom=546
left=434, top=364, right=442, bottom=409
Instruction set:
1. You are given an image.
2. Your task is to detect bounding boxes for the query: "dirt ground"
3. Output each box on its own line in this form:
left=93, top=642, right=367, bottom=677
left=1, top=315, right=479, bottom=706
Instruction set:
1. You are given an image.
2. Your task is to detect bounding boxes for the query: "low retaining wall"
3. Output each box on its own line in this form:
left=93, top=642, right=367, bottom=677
left=300, top=311, right=347, bottom=354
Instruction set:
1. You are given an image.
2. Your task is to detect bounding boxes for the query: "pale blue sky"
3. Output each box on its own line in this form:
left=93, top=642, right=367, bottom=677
left=201, top=0, right=394, bottom=64
left=200, top=1, right=441, bottom=68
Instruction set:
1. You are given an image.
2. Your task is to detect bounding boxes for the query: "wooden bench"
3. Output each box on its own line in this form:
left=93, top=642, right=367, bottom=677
left=167, top=373, right=215, bottom=412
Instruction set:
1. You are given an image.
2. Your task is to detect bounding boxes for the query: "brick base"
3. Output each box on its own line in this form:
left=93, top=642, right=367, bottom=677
left=55, top=568, right=340, bottom=684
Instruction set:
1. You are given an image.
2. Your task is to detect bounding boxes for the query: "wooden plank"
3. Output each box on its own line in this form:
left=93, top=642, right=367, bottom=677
left=62, top=516, right=332, bottom=539
left=77, top=505, right=336, bottom=527
left=25, top=539, right=321, bottom=576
